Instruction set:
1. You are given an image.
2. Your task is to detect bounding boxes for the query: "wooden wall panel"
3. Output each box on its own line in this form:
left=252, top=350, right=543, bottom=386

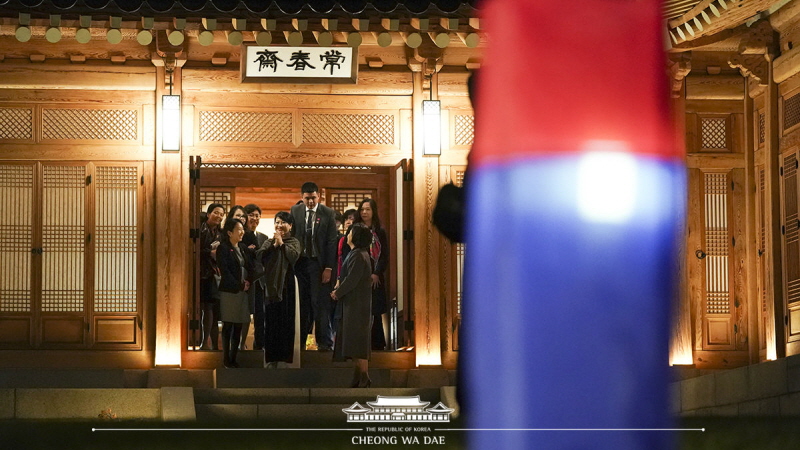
left=0, top=318, right=30, bottom=344
left=95, top=318, right=137, bottom=344
left=182, top=67, right=412, bottom=95
left=41, top=317, right=84, bottom=345
left=0, top=62, right=155, bottom=91
left=686, top=75, right=745, bottom=100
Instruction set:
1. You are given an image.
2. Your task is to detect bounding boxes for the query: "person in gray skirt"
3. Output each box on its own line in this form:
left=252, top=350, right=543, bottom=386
left=216, top=218, right=253, bottom=368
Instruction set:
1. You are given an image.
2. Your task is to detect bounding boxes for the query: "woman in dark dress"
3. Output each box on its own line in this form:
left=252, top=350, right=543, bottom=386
left=257, top=211, right=301, bottom=368
left=331, top=223, right=374, bottom=387
left=216, top=218, right=252, bottom=368
left=353, top=198, right=389, bottom=350
left=199, top=203, right=225, bottom=350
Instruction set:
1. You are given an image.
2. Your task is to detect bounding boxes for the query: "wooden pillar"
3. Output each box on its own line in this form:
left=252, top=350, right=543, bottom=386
left=765, top=55, right=784, bottom=360
left=153, top=61, right=186, bottom=366
left=744, top=80, right=762, bottom=364
left=412, top=69, right=442, bottom=366
left=670, top=80, right=693, bottom=365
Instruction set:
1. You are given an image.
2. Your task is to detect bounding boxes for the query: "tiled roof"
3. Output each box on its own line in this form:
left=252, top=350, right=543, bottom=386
left=0, top=0, right=479, bottom=18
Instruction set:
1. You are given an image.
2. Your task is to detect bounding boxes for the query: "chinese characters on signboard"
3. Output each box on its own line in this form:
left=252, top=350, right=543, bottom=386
left=242, top=46, right=358, bottom=84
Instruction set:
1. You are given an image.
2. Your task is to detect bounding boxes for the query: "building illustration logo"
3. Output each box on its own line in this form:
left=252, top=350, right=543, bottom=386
left=342, top=395, right=454, bottom=423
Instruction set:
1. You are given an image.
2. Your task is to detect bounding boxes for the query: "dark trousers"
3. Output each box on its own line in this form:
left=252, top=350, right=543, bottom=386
left=295, top=256, right=334, bottom=348
left=372, top=313, right=386, bottom=350
left=221, top=322, right=242, bottom=365
left=252, top=283, right=266, bottom=349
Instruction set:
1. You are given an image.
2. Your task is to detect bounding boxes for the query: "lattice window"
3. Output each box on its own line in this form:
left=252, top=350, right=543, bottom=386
left=302, top=113, right=394, bottom=145
left=42, top=108, right=137, bottom=141
left=786, top=92, right=800, bottom=130
left=701, top=118, right=727, bottom=149
left=454, top=115, right=475, bottom=147
left=0, top=108, right=33, bottom=140
left=0, top=165, right=34, bottom=312
left=328, top=190, right=373, bottom=222
left=453, top=169, right=466, bottom=316
left=456, top=243, right=465, bottom=315
left=94, top=166, right=138, bottom=313
left=759, top=112, right=765, bottom=145
left=704, top=173, right=730, bottom=315
left=41, top=165, right=86, bottom=312
left=200, top=191, right=232, bottom=216
left=198, top=111, right=293, bottom=143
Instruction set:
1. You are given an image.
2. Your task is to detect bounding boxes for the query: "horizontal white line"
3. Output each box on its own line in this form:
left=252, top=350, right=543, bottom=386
left=437, top=428, right=706, bottom=432
left=92, top=428, right=362, bottom=432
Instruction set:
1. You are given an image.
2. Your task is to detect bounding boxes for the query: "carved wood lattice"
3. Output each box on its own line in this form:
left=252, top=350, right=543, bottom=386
left=701, top=118, right=727, bottom=149
left=0, top=165, right=34, bottom=312
left=0, top=108, right=33, bottom=140
left=42, top=109, right=137, bottom=141
left=94, top=166, right=138, bottom=313
left=200, top=191, right=232, bottom=217
left=454, top=115, right=474, bottom=147
left=41, top=165, right=86, bottom=312
left=454, top=169, right=466, bottom=317
left=786, top=92, right=800, bottom=131
left=784, top=153, right=800, bottom=309
left=198, top=111, right=293, bottom=143
left=302, top=113, right=394, bottom=145
left=704, top=172, right=730, bottom=315
left=328, top=190, right=373, bottom=221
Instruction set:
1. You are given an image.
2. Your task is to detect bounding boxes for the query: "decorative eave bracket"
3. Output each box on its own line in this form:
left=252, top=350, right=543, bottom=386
left=669, top=52, right=692, bottom=98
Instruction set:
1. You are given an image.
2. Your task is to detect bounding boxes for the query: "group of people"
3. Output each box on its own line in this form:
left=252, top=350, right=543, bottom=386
left=197, top=181, right=388, bottom=386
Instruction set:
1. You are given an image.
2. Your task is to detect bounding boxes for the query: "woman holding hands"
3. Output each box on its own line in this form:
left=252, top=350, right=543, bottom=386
left=258, top=211, right=301, bottom=368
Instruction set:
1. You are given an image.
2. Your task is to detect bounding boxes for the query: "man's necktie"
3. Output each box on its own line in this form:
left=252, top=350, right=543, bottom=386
left=305, top=209, right=314, bottom=257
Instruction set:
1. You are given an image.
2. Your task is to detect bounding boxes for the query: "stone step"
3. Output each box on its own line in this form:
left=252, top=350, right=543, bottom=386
left=194, top=387, right=441, bottom=405
left=214, top=368, right=394, bottom=388
left=0, top=369, right=127, bottom=388
left=196, top=403, right=350, bottom=423
left=194, top=387, right=445, bottom=424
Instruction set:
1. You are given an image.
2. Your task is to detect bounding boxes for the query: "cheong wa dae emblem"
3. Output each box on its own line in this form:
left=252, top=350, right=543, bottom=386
left=342, top=395, right=454, bottom=422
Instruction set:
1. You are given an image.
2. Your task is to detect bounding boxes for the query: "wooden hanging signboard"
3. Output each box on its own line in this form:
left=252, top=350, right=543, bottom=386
left=241, top=45, right=358, bottom=84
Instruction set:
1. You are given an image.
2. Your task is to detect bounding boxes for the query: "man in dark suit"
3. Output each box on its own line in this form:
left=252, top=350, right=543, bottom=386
left=243, top=204, right=269, bottom=350
left=291, top=182, right=338, bottom=351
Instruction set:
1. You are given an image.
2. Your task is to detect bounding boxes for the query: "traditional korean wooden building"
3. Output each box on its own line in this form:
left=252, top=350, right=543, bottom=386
left=4, top=0, right=800, bottom=378
left=0, top=0, right=480, bottom=370
left=666, top=0, right=800, bottom=370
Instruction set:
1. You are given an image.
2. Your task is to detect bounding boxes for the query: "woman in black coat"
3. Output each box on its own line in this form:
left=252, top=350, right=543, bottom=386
left=353, top=198, right=389, bottom=351
left=216, top=218, right=252, bottom=368
left=331, top=223, right=375, bottom=387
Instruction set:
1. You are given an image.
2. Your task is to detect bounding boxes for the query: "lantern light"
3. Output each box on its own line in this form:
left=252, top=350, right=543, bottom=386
left=422, top=100, right=441, bottom=156
left=162, top=62, right=181, bottom=152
